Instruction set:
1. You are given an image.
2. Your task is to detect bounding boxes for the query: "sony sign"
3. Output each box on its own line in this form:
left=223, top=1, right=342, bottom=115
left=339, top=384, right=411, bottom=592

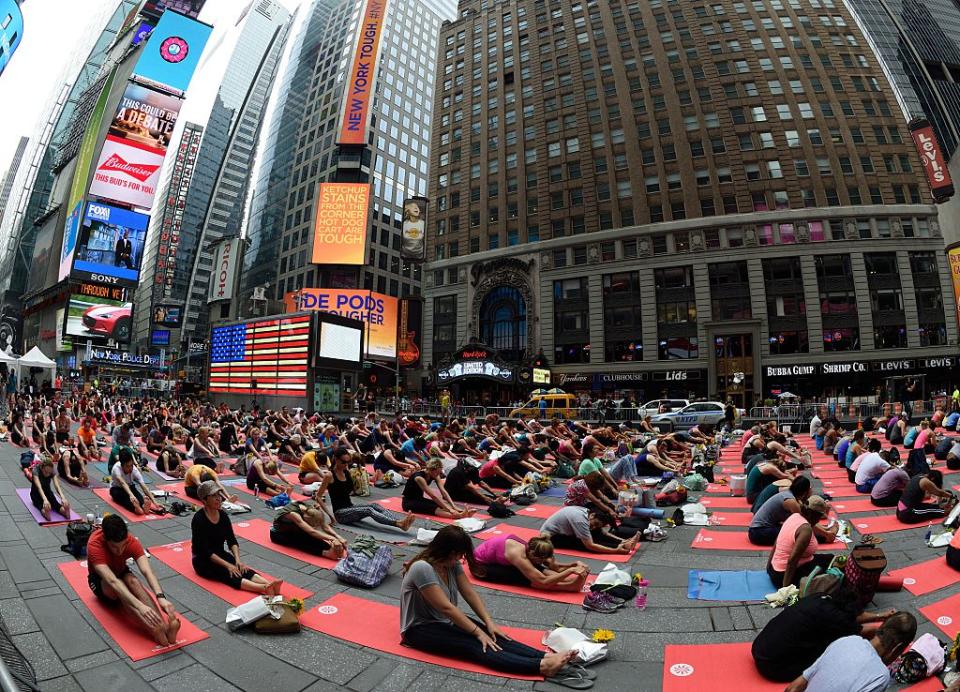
left=766, top=365, right=817, bottom=377
left=208, top=238, right=239, bottom=304
left=822, top=361, right=868, bottom=375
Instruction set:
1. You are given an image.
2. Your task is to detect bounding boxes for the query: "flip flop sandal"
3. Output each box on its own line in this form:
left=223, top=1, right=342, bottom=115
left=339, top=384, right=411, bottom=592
left=545, top=671, right=593, bottom=689
left=560, top=664, right=597, bottom=681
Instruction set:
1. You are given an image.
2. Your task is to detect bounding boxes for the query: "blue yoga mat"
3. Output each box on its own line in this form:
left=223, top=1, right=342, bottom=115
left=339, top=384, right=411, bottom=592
left=687, top=570, right=776, bottom=601
left=541, top=486, right=567, bottom=498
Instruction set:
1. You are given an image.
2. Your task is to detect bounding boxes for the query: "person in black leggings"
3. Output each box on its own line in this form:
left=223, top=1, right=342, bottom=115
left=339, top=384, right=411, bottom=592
left=896, top=470, right=955, bottom=524
left=402, top=459, right=474, bottom=519
left=30, top=456, right=72, bottom=521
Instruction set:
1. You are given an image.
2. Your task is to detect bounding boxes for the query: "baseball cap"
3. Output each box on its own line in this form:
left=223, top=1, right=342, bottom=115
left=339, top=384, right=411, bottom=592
left=805, top=495, right=830, bottom=515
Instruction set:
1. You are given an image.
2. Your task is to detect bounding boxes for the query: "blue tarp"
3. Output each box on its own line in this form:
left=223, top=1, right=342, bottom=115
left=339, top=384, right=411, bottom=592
left=687, top=570, right=776, bottom=601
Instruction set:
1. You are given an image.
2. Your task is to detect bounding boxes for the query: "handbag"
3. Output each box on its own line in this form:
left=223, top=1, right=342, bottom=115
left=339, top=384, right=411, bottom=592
left=844, top=544, right=887, bottom=607
left=230, top=455, right=250, bottom=476
left=333, top=545, right=393, bottom=588
left=60, top=521, right=92, bottom=558
left=894, top=633, right=946, bottom=683
left=554, top=460, right=576, bottom=478
left=349, top=465, right=371, bottom=496
left=488, top=502, right=515, bottom=518
left=253, top=602, right=302, bottom=634
left=800, top=558, right=845, bottom=598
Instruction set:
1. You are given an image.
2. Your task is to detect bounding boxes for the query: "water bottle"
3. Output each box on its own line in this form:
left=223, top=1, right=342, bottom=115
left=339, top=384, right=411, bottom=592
left=94, top=505, right=102, bottom=526
left=635, top=578, right=649, bottom=610
left=925, top=522, right=933, bottom=543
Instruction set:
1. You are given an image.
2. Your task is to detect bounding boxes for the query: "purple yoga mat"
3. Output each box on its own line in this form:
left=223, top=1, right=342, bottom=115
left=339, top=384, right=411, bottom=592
left=15, top=487, right=81, bottom=525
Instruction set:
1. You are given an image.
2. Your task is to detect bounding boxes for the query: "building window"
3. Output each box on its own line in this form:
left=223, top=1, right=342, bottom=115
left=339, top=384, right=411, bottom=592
left=479, top=286, right=527, bottom=361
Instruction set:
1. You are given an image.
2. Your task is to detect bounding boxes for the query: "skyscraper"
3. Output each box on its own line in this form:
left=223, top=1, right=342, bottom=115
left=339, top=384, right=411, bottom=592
left=0, top=136, right=28, bottom=228
left=240, top=0, right=457, bottom=309
left=422, top=0, right=957, bottom=406
left=132, top=0, right=292, bottom=349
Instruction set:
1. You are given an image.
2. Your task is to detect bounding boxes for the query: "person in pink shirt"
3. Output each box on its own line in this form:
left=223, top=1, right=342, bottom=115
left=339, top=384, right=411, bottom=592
left=914, top=421, right=936, bottom=455
left=471, top=534, right=589, bottom=591
left=767, top=496, right=833, bottom=588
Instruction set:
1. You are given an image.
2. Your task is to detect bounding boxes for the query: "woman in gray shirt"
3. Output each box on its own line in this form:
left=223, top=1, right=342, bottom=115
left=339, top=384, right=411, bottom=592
left=400, top=526, right=593, bottom=688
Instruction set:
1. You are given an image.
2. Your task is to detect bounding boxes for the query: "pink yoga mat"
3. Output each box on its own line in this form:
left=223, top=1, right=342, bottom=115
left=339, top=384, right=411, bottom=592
left=91, top=488, right=167, bottom=523
left=149, top=541, right=313, bottom=606
left=888, top=557, right=959, bottom=596
left=377, top=495, right=491, bottom=524
left=848, top=514, right=924, bottom=535
left=58, top=561, right=208, bottom=661
left=301, top=593, right=545, bottom=680
left=232, top=518, right=338, bottom=569
left=709, top=512, right=753, bottom=527
left=476, top=524, right=637, bottom=563
left=691, top=528, right=846, bottom=551
left=698, top=496, right=752, bottom=509
left=465, top=565, right=596, bottom=605
left=663, top=642, right=780, bottom=690
left=830, top=498, right=881, bottom=514
left=15, top=487, right=81, bottom=524
left=920, top=591, right=960, bottom=639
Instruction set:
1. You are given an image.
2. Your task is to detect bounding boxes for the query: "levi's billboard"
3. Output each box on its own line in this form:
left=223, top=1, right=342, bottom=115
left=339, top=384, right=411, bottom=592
left=285, top=289, right=398, bottom=360
left=132, top=10, right=213, bottom=94
left=909, top=117, right=955, bottom=203
left=339, top=0, right=388, bottom=145
left=311, top=183, right=369, bottom=265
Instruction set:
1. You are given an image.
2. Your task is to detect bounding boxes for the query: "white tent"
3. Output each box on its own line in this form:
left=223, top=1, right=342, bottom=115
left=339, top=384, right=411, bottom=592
left=16, top=346, right=56, bottom=385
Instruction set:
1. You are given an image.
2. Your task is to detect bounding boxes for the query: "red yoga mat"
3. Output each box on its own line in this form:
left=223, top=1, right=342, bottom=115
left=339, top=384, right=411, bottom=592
left=377, top=495, right=491, bottom=524
left=300, top=593, right=545, bottom=680
left=91, top=488, right=167, bottom=523
left=709, top=512, right=753, bottom=527
left=233, top=484, right=311, bottom=503
left=920, top=591, right=960, bottom=639
left=149, top=541, right=313, bottom=606
left=510, top=503, right=561, bottom=520
left=662, top=642, right=780, bottom=690
left=811, top=469, right=851, bottom=480
left=232, top=518, right=337, bottom=569
left=58, top=561, right=208, bottom=661
left=691, top=528, right=846, bottom=552
left=705, top=483, right=732, bottom=494
left=475, top=524, right=637, bottom=563
left=889, top=556, right=960, bottom=596
left=848, top=514, right=923, bottom=535
left=697, top=496, right=752, bottom=509
left=830, top=498, right=882, bottom=514
left=155, top=484, right=202, bottom=506
left=465, top=566, right=596, bottom=605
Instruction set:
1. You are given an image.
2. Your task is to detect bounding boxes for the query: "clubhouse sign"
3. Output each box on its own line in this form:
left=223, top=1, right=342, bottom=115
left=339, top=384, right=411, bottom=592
left=765, top=356, right=956, bottom=378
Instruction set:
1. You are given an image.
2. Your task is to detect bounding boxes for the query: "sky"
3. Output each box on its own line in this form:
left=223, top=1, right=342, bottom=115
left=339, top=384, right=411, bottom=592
left=0, top=0, right=303, bottom=174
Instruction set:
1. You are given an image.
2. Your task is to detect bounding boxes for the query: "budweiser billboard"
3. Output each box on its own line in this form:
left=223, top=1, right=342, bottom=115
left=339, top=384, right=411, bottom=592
left=208, top=237, right=240, bottom=303
left=89, top=135, right=164, bottom=210
left=909, top=117, right=955, bottom=203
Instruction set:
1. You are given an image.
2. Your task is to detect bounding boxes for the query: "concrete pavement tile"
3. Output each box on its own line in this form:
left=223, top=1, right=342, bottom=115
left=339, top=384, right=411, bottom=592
left=36, top=675, right=83, bottom=692
left=0, top=544, right=49, bottom=583
left=235, top=627, right=374, bottom=685
left=729, top=605, right=755, bottom=630
left=185, top=625, right=317, bottom=690
left=133, top=651, right=194, bottom=679
left=345, top=659, right=421, bottom=692
left=0, top=571, right=17, bottom=599
left=25, top=594, right=110, bottom=659
left=152, top=663, right=242, bottom=692
left=582, top=606, right=713, bottom=633
left=21, top=586, right=66, bottom=600
left=709, top=606, right=735, bottom=631
left=73, top=660, right=155, bottom=692
left=0, top=598, right=39, bottom=635
left=0, top=516, right=22, bottom=542
left=19, top=519, right=69, bottom=550
left=10, top=631, right=69, bottom=680
left=65, top=650, right=119, bottom=674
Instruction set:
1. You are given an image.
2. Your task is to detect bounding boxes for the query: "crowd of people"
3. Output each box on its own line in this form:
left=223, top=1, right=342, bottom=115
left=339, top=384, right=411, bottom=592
left=3, top=387, right=957, bottom=688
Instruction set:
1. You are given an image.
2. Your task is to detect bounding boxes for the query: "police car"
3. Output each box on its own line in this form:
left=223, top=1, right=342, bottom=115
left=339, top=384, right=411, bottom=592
left=650, top=401, right=738, bottom=430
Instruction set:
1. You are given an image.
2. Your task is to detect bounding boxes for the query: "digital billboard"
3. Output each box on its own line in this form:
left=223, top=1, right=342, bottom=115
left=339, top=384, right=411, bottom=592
left=153, top=304, right=181, bottom=327
left=109, top=83, right=181, bottom=152
left=71, top=202, right=149, bottom=288
left=64, top=293, right=132, bottom=344
left=26, top=223, right=55, bottom=294
left=131, top=21, right=154, bottom=46
left=89, top=135, right=165, bottom=210
left=59, top=202, right=83, bottom=282
left=401, top=197, right=427, bottom=261
left=910, top=117, right=955, bottom=203
left=55, top=309, right=72, bottom=352
left=209, top=314, right=311, bottom=396
left=398, top=297, right=422, bottom=367
left=151, top=329, right=171, bottom=345
left=141, top=1, right=208, bottom=20
left=132, top=10, right=213, bottom=94
left=949, top=246, right=960, bottom=329
left=311, top=183, right=369, bottom=265
left=340, top=0, right=388, bottom=145
left=285, top=289, right=398, bottom=360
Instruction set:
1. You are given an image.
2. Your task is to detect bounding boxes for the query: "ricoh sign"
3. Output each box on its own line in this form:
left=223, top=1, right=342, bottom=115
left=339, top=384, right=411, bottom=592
left=208, top=238, right=240, bottom=303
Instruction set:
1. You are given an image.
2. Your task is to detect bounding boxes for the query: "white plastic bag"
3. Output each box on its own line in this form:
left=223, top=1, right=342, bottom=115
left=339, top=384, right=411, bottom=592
left=409, top=528, right=438, bottom=545
left=226, top=596, right=271, bottom=630
left=454, top=517, right=486, bottom=533
left=543, top=627, right=608, bottom=666
left=681, top=503, right=707, bottom=516
left=594, top=563, right=631, bottom=587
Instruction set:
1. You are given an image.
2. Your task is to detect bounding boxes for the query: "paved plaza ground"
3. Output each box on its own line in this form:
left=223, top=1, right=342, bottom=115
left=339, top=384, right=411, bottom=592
left=0, top=438, right=944, bottom=691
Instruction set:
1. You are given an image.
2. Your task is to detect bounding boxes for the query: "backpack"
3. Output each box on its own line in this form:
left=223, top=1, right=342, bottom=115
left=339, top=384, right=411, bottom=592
left=554, top=460, right=576, bottom=478
left=905, top=448, right=930, bottom=477
left=488, top=502, right=516, bottom=518
left=333, top=545, right=393, bottom=588
left=511, top=484, right=537, bottom=505
left=350, top=465, right=371, bottom=496
left=894, top=633, right=946, bottom=683
left=845, top=544, right=887, bottom=608
left=60, top=521, right=93, bottom=558
left=800, top=559, right=845, bottom=598
left=231, top=455, right=250, bottom=477
left=19, top=450, right=35, bottom=470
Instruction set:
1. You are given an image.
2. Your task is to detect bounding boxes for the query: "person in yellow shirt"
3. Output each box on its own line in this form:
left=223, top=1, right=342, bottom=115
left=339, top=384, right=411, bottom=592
left=298, top=449, right=329, bottom=485
left=183, top=464, right=237, bottom=503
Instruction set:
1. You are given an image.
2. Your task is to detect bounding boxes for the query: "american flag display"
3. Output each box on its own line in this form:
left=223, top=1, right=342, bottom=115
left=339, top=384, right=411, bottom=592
left=209, top=315, right=311, bottom=395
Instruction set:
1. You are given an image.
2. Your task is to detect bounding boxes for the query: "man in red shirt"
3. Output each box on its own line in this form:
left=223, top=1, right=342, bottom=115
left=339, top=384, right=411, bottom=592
left=87, top=515, right=181, bottom=646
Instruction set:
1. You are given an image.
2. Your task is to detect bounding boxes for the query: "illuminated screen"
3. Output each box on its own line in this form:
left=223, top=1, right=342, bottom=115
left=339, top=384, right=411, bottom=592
left=319, top=321, right=362, bottom=364
left=70, top=202, right=148, bottom=288
left=209, top=314, right=311, bottom=396
left=64, top=293, right=133, bottom=344
left=311, top=183, right=369, bottom=265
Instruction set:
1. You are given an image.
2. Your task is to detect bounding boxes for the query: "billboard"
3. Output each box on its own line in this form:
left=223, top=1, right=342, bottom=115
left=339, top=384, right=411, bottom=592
left=132, top=10, right=213, bottom=94
left=208, top=237, right=240, bottom=302
left=64, top=293, right=132, bottom=343
left=55, top=309, right=72, bottom=352
left=153, top=304, right=181, bottom=326
left=949, top=246, right=960, bottom=329
left=910, top=117, right=955, bottom=203
left=132, top=21, right=154, bottom=46
left=109, top=83, right=181, bottom=152
left=26, top=223, right=56, bottom=295
left=285, top=288, right=398, bottom=360
left=209, top=314, right=312, bottom=396
left=141, top=1, right=208, bottom=20
left=311, top=183, right=369, bottom=265
left=59, top=203, right=83, bottom=283
left=316, top=313, right=364, bottom=370
left=151, top=329, right=171, bottom=345
left=401, top=197, right=427, bottom=261
left=89, top=135, right=165, bottom=209
left=339, top=0, right=388, bottom=145
left=398, top=297, right=422, bottom=368
left=71, top=202, right=149, bottom=287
